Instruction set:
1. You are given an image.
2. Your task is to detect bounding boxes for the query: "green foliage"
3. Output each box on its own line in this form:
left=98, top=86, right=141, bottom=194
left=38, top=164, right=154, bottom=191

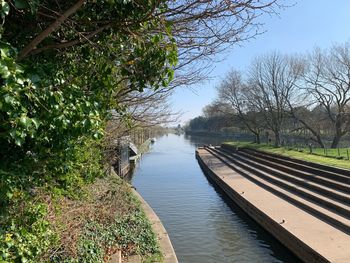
left=70, top=210, right=160, bottom=263
left=0, top=59, right=104, bottom=149
left=0, top=1, right=176, bottom=261
left=0, top=0, right=177, bottom=191
left=1, top=138, right=104, bottom=210
left=46, top=138, right=105, bottom=197
left=0, top=42, right=36, bottom=146
left=0, top=1, right=9, bottom=21
left=0, top=0, right=177, bottom=151
left=50, top=176, right=161, bottom=263
left=0, top=199, right=57, bottom=263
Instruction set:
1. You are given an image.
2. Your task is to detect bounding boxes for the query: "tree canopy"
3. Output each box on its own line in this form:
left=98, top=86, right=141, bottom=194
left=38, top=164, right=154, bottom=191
left=0, top=0, right=177, bottom=149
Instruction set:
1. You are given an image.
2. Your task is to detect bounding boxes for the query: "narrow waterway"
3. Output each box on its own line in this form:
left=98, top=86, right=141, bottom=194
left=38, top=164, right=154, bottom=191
left=131, top=134, right=300, bottom=263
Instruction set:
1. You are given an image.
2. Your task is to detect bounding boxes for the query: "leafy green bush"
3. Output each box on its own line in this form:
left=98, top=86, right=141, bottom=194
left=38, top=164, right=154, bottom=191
left=0, top=1, right=175, bottom=261
left=0, top=199, right=57, bottom=263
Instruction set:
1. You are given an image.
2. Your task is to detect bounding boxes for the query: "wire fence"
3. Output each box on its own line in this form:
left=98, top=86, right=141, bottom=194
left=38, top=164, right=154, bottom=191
left=281, top=143, right=350, bottom=160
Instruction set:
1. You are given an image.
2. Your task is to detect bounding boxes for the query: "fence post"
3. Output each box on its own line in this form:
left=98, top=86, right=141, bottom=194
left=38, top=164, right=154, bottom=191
left=338, top=148, right=340, bottom=157
left=347, top=149, right=349, bottom=160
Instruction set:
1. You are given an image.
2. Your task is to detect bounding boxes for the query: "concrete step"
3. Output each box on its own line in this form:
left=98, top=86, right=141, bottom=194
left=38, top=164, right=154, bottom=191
left=207, top=149, right=350, bottom=229
left=210, top=147, right=350, bottom=219
left=196, top=148, right=350, bottom=262
left=240, top=147, right=350, bottom=178
left=241, top=148, right=350, bottom=183
left=218, top=148, right=350, bottom=205
left=231, top=148, right=350, bottom=194
left=222, top=145, right=350, bottom=184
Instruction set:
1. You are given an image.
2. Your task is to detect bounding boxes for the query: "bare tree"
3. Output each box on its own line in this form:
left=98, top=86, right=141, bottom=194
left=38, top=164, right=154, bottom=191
left=162, top=0, right=286, bottom=89
left=248, top=52, right=302, bottom=146
left=104, top=85, right=180, bottom=166
left=287, top=103, right=327, bottom=148
left=109, top=86, right=180, bottom=137
left=281, top=57, right=327, bottom=148
left=202, top=101, right=234, bottom=131
left=303, top=43, right=350, bottom=148
left=217, top=70, right=264, bottom=143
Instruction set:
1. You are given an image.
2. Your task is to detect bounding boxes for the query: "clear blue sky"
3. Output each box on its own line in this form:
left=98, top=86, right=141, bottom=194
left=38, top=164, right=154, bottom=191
left=171, top=0, right=350, bottom=124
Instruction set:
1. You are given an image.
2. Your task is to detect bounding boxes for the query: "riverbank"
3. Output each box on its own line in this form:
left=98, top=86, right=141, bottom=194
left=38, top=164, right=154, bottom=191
left=132, top=189, right=178, bottom=263
left=223, top=142, right=350, bottom=170
left=0, top=164, right=166, bottom=262
left=196, top=147, right=350, bottom=262
left=51, top=169, right=165, bottom=262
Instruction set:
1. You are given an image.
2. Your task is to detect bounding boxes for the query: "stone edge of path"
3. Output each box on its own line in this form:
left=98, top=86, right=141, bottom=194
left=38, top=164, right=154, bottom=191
left=132, top=189, right=179, bottom=263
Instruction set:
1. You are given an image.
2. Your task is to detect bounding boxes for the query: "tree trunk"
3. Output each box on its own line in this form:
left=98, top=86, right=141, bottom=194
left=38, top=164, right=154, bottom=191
left=331, top=119, right=345, bottom=148
left=331, top=132, right=342, bottom=148
left=256, top=133, right=261, bottom=144
left=253, top=132, right=261, bottom=144
left=274, top=131, right=280, bottom=147
left=315, top=134, right=325, bottom=148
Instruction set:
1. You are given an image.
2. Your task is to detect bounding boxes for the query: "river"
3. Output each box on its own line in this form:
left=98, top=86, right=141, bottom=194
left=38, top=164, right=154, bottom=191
left=131, top=133, right=300, bottom=263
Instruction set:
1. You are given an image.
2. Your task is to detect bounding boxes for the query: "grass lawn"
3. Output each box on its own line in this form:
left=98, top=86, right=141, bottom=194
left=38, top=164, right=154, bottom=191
left=223, top=141, right=350, bottom=170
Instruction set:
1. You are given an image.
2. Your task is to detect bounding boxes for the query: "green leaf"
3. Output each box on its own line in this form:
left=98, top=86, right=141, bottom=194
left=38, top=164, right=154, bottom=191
left=14, top=0, right=29, bottom=9
left=29, top=74, right=41, bottom=84
left=6, top=192, right=13, bottom=199
left=20, top=116, right=29, bottom=127
left=1, top=1, right=10, bottom=17
left=32, top=118, right=40, bottom=129
left=0, top=63, right=10, bottom=78
left=4, top=95, right=14, bottom=105
left=14, top=137, right=22, bottom=146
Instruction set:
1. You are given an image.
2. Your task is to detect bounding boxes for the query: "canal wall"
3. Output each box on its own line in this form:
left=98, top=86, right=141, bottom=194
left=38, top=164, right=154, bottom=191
left=196, top=147, right=350, bottom=263
left=110, top=167, right=178, bottom=263
left=132, top=189, right=178, bottom=263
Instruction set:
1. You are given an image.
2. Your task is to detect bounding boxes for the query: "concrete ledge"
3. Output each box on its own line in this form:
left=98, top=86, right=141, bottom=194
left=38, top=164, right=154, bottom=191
left=222, top=144, right=350, bottom=177
left=132, top=189, right=178, bottom=263
left=196, top=149, right=350, bottom=263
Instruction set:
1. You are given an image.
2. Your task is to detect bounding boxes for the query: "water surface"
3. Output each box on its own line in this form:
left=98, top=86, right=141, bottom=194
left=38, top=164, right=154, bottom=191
left=132, top=134, right=299, bottom=263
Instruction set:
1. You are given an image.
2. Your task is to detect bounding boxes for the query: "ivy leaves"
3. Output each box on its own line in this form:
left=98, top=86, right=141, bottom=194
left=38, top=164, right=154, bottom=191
left=0, top=42, right=38, bottom=146
left=0, top=1, right=9, bottom=20
left=0, top=0, right=178, bottom=182
left=0, top=1, right=178, bottom=261
left=0, top=0, right=178, bottom=150
left=0, top=43, right=105, bottom=147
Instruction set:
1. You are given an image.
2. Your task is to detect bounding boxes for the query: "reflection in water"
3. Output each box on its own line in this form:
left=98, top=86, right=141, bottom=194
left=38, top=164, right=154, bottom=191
left=131, top=134, right=300, bottom=263
left=183, top=134, right=238, bottom=148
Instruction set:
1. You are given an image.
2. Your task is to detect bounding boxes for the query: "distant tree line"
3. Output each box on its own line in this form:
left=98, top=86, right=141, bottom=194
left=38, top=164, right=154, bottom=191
left=186, top=43, right=350, bottom=148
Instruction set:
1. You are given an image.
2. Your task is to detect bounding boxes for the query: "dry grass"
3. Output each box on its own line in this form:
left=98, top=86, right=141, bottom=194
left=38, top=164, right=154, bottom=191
left=41, top=171, right=139, bottom=261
